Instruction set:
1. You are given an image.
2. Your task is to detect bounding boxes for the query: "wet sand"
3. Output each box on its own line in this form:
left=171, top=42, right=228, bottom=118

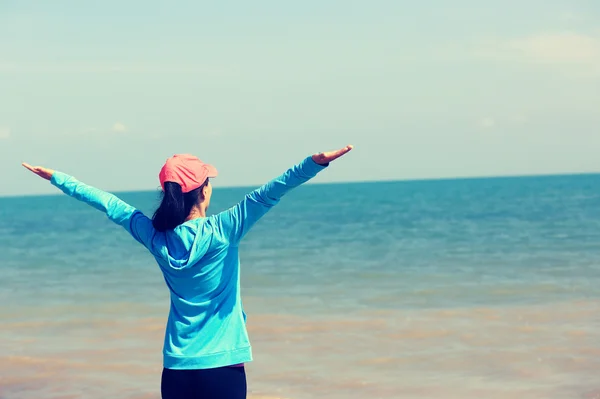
left=2, top=299, right=599, bottom=398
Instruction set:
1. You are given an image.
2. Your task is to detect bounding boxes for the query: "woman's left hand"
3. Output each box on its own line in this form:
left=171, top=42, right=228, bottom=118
left=312, top=145, right=354, bottom=165
left=22, top=163, right=55, bottom=181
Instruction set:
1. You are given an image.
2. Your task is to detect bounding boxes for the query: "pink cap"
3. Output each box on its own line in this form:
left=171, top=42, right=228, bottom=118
left=159, top=154, right=218, bottom=193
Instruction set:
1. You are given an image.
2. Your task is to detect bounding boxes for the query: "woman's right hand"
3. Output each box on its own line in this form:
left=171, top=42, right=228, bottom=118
left=312, top=145, right=353, bottom=165
left=22, top=163, right=55, bottom=181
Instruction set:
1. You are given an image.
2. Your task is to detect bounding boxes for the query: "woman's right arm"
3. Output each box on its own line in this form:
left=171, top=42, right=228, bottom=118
left=22, top=163, right=157, bottom=250
left=50, top=172, right=157, bottom=248
left=216, top=145, right=352, bottom=245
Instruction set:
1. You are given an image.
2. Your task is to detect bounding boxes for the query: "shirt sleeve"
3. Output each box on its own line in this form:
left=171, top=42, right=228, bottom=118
left=50, top=171, right=157, bottom=249
left=216, top=156, right=328, bottom=245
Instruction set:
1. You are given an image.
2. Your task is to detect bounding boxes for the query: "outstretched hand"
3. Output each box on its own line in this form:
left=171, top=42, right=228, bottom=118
left=22, top=163, right=55, bottom=181
left=312, top=145, right=353, bottom=165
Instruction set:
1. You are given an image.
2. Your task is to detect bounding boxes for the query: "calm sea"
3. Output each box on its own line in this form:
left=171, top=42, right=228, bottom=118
left=1, top=175, right=600, bottom=399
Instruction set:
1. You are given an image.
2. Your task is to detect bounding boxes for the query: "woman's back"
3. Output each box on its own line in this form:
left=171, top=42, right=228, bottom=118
left=152, top=216, right=251, bottom=370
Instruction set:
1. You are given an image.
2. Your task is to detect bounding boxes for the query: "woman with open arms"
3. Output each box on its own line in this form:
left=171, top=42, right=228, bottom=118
left=22, top=144, right=353, bottom=399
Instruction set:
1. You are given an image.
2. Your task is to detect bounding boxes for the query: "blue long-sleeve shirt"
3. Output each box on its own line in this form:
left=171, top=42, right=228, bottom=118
left=50, top=156, right=327, bottom=369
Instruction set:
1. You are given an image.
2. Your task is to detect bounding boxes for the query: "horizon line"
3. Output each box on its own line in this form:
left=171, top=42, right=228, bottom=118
left=2, top=170, right=599, bottom=199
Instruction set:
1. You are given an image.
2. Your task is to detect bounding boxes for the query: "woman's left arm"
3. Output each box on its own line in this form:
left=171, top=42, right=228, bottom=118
left=22, top=163, right=157, bottom=249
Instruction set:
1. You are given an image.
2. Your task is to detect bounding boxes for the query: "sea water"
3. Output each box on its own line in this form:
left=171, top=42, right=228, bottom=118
left=1, top=175, right=600, bottom=399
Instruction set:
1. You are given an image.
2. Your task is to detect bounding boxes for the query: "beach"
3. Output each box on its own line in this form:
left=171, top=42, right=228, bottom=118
left=2, top=300, right=600, bottom=398
left=2, top=176, right=600, bottom=398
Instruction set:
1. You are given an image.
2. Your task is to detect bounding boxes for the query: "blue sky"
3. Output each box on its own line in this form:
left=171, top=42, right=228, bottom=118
left=1, top=0, right=599, bottom=196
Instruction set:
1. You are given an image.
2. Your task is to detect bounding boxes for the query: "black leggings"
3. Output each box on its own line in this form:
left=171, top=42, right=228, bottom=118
left=161, top=366, right=247, bottom=399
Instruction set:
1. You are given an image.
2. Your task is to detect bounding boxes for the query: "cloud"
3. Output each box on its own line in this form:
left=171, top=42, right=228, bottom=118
left=112, top=122, right=127, bottom=133
left=479, top=117, right=496, bottom=129
left=0, top=127, right=10, bottom=139
left=476, top=32, right=600, bottom=66
left=509, top=32, right=600, bottom=63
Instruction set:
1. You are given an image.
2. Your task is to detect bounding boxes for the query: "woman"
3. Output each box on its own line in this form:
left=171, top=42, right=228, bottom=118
left=22, top=144, right=353, bottom=399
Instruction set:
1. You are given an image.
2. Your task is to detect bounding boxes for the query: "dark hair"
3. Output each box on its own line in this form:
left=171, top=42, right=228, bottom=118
left=152, top=179, right=209, bottom=232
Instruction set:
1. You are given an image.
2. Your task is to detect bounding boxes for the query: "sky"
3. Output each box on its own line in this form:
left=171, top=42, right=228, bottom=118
left=1, top=0, right=600, bottom=196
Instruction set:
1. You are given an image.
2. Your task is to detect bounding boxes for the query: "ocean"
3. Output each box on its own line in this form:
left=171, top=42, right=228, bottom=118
left=1, top=175, right=600, bottom=399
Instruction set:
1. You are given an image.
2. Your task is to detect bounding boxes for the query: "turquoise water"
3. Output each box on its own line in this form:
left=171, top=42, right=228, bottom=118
left=2, top=175, right=600, bottom=398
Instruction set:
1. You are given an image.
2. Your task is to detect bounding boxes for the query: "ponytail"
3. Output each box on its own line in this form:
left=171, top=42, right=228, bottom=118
left=152, top=180, right=207, bottom=232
